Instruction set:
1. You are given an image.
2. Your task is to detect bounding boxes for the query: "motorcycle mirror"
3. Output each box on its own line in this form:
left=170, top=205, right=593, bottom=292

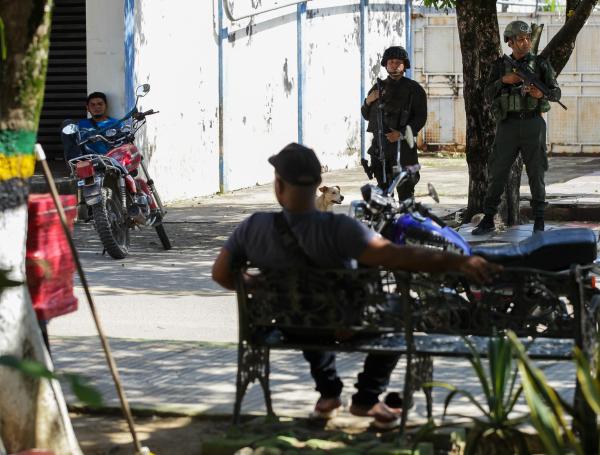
left=136, top=84, right=150, bottom=97
left=427, top=183, right=440, bottom=203
left=62, top=123, right=79, bottom=135
left=104, top=128, right=117, bottom=138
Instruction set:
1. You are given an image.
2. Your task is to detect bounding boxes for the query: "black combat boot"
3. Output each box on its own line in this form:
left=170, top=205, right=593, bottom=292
left=472, top=214, right=495, bottom=235
left=533, top=217, right=545, bottom=233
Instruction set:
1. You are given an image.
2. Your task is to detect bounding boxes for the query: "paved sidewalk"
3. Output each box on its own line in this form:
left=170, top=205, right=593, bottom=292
left=52, top=336, right=573, bottom=427
left=48, top=155, right=600, bottom=425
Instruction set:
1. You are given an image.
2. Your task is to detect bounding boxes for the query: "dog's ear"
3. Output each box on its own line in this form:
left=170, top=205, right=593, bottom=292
left=319, top=186, right=328, bottom=193
left=334, top=185, right=341, bottom=191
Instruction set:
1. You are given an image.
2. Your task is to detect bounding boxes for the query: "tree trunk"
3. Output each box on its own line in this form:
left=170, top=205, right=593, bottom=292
left=455, top=0, right=500, bottom=222
left=0, top=1, right=82, bottom=453
left=541, top=0, right=599, bottom=75
left=498, top=157, right=523, bottom=226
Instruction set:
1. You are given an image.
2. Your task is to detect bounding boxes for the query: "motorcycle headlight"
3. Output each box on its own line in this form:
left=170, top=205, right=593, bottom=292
left=349, top=200, right=367, bottom=220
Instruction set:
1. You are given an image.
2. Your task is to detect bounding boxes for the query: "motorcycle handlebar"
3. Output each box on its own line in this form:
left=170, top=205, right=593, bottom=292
left=134, top=109, right=159, bottom=120
left=78, top=134, right=111, bottom=146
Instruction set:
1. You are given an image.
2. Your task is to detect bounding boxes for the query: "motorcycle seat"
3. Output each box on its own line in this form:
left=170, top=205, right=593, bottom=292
left=471, top=228, right=597, bottom=271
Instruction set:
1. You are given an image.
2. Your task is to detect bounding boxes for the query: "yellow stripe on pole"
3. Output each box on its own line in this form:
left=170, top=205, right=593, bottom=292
left=0, top=154, right=37, bottom=180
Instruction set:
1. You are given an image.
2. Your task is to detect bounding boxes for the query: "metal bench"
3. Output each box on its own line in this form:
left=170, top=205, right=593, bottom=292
left=233, top=264, right=600, bottom=431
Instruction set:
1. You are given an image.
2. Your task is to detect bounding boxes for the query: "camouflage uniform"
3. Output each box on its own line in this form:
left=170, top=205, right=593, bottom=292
left=475, top=21, right=561, bottom=234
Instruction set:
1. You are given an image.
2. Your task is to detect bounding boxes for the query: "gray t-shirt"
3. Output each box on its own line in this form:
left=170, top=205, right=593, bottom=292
left=224, top=209, right=375, bottom=269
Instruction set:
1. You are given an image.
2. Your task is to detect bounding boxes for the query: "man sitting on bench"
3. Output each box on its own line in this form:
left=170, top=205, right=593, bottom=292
left=212, top=142, right=499, bottom=429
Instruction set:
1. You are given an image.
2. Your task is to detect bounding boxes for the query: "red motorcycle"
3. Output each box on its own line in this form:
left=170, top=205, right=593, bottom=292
left=62, top=84, right=171, bottom=259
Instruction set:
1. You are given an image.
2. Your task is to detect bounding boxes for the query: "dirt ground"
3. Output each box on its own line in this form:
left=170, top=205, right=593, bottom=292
left=70, top=413, right=230, bottom=455
left=69, top=412, right=423, bottom=455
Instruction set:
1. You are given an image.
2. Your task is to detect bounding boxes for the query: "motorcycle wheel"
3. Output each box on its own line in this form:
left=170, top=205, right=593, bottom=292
left=92, top=186, right=130, bottom=259
left=155, top=222, right=172, bottom=250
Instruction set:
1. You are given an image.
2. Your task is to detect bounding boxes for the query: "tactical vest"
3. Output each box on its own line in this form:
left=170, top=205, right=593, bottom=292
left=494, top=56, right=551, bottom=119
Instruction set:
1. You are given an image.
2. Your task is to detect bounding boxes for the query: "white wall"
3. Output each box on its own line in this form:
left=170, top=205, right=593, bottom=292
left=130, top=0, right=220, bottom=201
left=86, top=0, right=126, bottom=117
left=86, top=0, right=407, bottom=201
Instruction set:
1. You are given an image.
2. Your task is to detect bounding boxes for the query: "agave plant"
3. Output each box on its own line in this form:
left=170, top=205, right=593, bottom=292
left=426, top=334, right=530, bottom=454
left=508, top=330, right=600, bottom=455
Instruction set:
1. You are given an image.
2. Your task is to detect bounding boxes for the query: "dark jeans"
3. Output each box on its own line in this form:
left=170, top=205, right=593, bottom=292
left=302, top=350, right=400, bottom=407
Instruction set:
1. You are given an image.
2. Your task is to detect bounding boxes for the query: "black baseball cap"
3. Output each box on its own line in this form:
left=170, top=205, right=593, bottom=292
left=268, top=143, right=322, bottom=186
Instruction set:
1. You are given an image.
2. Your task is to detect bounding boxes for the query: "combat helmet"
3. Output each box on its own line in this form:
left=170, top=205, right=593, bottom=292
left=381, top=46, right=411, bottom=69
left=503, top=20, right=532, bottom=42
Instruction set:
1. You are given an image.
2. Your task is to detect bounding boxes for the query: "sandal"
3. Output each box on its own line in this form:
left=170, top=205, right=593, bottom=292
left=309, top=396, right=342, bottom=420
left=349, top=401, right=401, bottom=430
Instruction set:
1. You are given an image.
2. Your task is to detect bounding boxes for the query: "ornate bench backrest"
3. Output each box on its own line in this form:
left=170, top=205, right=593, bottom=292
left=234, top=265, right=587, bottom=344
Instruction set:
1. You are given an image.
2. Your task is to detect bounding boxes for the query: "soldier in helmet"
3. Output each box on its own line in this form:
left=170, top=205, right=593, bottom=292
left=361, top=46, right=427, bottom=199
left=472, top=21, right=561, bottom=235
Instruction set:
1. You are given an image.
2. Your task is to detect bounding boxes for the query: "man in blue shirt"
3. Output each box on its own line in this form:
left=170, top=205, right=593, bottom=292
left=212, top=143, right=499, bottom=428
left=62, top=91, right=119, bottom=161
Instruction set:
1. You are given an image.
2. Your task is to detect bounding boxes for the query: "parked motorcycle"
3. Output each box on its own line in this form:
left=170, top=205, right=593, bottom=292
left=351, top=164, right=596, bottom=270
left=62, top=84, right=171, bottom=259
left=350, top=165, right=599, bottom=331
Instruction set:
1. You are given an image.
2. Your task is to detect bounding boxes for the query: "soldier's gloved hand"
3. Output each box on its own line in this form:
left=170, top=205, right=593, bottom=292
left=502, top=73, right=523, bottom=85
left=366, top=90, right=380, bottom=105
left=385, top=129, right=401, bottom=143
left=525, top=84, right=543, bottom=99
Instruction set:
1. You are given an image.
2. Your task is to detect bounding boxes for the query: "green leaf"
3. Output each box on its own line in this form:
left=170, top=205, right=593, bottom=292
left=462, top=337, right=492, bottom=404
left=422, top=0, right=456, bottom=9
left=0, top=355, right=56, bottom=380
left=0, top=356, right=103, bottom=409
left=574, top=347, right=600, bottom=415
left=65, top=373, right=103, bottom=408
left=428, top=381, right=489, bottom=418
left=0, top=17, right=6, bottom=62
left=521, top=376, right=565, bottom=455
left=504, top=384, right=524, bottom=416
left=507, top=331, right=582, bottom=455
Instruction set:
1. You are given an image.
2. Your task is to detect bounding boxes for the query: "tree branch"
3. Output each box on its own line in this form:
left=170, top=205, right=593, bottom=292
left=540, top=0, right=598, bottom=75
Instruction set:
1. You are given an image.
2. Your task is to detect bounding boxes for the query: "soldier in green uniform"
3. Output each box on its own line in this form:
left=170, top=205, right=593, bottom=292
left=472, top=21, right=561, bottom=235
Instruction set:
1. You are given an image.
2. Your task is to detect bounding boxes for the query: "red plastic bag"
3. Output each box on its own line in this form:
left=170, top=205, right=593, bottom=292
left=26, top=194, right=78, bottom=320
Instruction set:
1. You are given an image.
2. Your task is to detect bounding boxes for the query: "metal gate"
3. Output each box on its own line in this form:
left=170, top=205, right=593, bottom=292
left=37, top=0, right=87, bottom=161
left=412, top=11, right=600, bottom=153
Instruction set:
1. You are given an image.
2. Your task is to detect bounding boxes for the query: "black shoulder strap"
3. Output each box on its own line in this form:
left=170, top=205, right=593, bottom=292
left=274, top=212, right=317, bottom=267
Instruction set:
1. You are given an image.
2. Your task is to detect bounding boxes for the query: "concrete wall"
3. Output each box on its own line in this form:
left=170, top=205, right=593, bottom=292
left=86, top=0, right=126, bottom=117
left=129, top=0, right=220, bottom=201
left=413, top=11, right=600, bottom=153
left=87, top=1, right=407, bottom=201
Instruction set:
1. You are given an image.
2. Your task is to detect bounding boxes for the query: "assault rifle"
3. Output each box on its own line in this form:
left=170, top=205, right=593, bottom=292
left=372, top=78, right=416, bottom=184
left=503, top=54, right=567, bottom=110
left=375, top=78, right=387, bottom=184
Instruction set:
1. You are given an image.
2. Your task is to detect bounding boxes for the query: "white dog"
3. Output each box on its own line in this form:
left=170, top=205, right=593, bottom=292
left=315, top=185, right=344, bottom=212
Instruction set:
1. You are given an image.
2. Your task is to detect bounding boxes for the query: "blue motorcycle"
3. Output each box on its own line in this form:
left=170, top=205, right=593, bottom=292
left=350, top=164, right=597, bottom=272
